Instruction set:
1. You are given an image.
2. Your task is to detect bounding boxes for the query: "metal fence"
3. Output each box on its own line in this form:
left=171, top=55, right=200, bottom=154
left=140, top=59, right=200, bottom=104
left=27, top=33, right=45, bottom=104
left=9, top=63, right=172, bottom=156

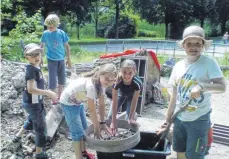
left=105, top=39, right=229, bottom=56
left=105, top=39, right=229, bottom=67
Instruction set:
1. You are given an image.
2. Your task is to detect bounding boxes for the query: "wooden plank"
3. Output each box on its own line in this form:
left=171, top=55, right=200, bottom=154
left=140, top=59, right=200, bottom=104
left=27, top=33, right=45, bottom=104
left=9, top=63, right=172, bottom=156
left=45, top=104, right=64, bottom=141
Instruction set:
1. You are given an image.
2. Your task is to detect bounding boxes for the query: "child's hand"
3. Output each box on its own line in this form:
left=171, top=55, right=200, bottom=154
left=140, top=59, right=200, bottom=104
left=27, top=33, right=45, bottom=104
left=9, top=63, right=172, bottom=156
left=100, top=123, right=112, bottom=136
left=128, top=119, right=140, bottom=126
left=66, top=59, right=72, bottom=69
left=110, top=122, right=117, bottom=136
left=190, top=84, right=202, bottom=99
left=47, top=90, right=58, bottom=100
left=156, top=122, right=169, bottom=135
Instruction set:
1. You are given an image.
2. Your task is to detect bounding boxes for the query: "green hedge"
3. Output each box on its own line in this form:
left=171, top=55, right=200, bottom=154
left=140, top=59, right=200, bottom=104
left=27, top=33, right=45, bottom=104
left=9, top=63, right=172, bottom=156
left=138, top=30, right=157, bottom=37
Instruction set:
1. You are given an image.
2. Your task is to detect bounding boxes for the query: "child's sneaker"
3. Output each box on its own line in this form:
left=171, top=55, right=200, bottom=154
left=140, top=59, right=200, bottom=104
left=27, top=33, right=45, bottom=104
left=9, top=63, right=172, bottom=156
left=82, top=150, right=95, bottom=159
left=12, top=136, right=22, bottom=143
left=35, top=151, right=48, bottom=159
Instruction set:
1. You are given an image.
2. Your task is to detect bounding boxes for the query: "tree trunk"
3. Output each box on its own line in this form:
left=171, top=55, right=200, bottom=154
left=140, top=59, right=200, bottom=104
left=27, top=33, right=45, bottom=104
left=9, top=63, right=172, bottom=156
left=71, top=24, right=73, bottom=37
left=200, top=0, right=204, bottom=28
left=165, top=22, right=168, bottom=39
left=95, top=0, right=99, bottom=37
left=77, top=25, right=80, bottom=40
left=164, top=2, right=168, bottom=39
left=200, top=18, right=204, bottom=28
left=221, top=20, right=226, bottom=34
left=115, top=0, right=120, bottom=39
left=43, top=6, right=48, bottom=31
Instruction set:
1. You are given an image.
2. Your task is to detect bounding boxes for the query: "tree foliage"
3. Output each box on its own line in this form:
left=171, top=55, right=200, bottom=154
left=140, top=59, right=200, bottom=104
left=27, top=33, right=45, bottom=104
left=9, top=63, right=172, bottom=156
left=1, top=10, right=42, bottom=60
left=188, top=0, right=216, bottom=28
left=133, top=0, right=192, bottom=39
left=215, top=0, right=229, bottom=34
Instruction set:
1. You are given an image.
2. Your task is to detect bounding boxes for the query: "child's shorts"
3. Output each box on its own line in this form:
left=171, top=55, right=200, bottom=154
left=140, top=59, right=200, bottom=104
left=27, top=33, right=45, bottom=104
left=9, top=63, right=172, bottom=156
left=61, top=103, right=88, bottom=141
left=173, top=111, right=211, bottom=159
left=47, top=59, right=65, bottom=89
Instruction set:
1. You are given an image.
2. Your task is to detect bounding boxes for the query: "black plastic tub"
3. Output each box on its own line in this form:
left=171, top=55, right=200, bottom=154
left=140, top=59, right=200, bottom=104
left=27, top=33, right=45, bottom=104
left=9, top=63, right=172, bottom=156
left=97, top=131, right=171, bottom=159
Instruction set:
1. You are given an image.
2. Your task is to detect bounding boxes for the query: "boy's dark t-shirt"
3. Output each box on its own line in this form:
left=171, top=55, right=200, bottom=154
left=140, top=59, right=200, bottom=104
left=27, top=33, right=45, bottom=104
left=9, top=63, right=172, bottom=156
left=113, top=76, right=142, bottom=97
left=23, top=65, right=44, bottom=104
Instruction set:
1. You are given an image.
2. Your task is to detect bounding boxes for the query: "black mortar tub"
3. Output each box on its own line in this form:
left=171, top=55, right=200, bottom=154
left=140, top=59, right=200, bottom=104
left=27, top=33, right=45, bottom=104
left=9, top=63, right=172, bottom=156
left=97, top=131, right=171, bottom=159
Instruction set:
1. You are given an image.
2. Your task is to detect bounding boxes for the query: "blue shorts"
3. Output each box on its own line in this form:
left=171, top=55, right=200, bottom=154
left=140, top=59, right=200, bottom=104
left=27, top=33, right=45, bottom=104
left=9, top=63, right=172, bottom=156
left=61, top=103, right=88, bottom=141
left=173, top=111, right=211, bottom=159
left=23, top=102, right=47, bottom=147
left=47, top=59, right=65, bottom=89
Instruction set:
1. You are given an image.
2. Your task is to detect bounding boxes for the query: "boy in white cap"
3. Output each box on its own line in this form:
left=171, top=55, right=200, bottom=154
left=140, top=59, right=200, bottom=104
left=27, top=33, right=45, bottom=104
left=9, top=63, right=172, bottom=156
left=13, top=43, right=57, bottom=159
left=160, top=26, right=226, bottom=159
left=40, top=13, right=72, bottom=105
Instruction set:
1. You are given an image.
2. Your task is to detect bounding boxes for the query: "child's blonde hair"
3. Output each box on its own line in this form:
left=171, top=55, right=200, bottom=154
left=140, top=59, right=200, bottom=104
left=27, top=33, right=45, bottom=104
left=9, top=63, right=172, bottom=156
left=121, top=59, right=136, bottom=70
left=44, top=14, right=60, bottom=27
left=92, top=63, right=117, bottom=97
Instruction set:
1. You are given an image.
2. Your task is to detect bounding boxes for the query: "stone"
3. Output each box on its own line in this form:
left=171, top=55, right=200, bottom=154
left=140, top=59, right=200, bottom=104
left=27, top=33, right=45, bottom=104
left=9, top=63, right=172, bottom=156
left=12, top=72, right=26, bottom=89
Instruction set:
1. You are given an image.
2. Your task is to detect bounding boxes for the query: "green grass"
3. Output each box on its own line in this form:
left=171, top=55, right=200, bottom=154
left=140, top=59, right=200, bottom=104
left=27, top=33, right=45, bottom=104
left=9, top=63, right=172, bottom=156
left=69, top=38, right=107, bottom=44
left=70, top=45, right=103, bottom=63
left=137, top=21, right=165, bottom=38
left=66, top=23, right=96, bottom=39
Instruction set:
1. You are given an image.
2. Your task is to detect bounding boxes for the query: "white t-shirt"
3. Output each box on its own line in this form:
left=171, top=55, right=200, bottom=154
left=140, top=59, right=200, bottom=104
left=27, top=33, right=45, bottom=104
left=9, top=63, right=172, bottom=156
left=60, top=78, right=105, bottom=106
left=169, top=55, right=223, bottom=121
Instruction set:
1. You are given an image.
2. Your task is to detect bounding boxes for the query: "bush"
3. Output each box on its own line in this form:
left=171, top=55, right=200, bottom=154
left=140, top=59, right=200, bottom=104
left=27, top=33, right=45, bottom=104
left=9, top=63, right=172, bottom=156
left=98, top=12, right=137, bottom=39
left=1, top=19, right=17, bottom=36
left=99, top=12, right=115, bottom=27
left=97, top=27, right=106, bottom=38
left=138, top=30, right=157, bottom=37
left=1, top=10, right=42, bottom=60
left=137, top=20, right=165, bottom=38
left=104, top=16, right=137, bottom=39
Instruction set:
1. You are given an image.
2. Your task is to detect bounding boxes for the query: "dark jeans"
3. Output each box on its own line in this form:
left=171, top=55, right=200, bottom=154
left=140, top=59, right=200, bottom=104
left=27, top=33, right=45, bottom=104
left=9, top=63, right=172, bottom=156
left=108, top=95, right=133, bottom=120
left=23, top=102, right=46, bottom=148
left=47, top=59, right=65, bottom=89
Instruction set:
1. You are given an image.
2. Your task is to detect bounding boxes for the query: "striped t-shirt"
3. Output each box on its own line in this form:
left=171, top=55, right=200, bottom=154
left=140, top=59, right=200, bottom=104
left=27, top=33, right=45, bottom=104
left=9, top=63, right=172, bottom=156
left=113, top=76, right=142, bottom=96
